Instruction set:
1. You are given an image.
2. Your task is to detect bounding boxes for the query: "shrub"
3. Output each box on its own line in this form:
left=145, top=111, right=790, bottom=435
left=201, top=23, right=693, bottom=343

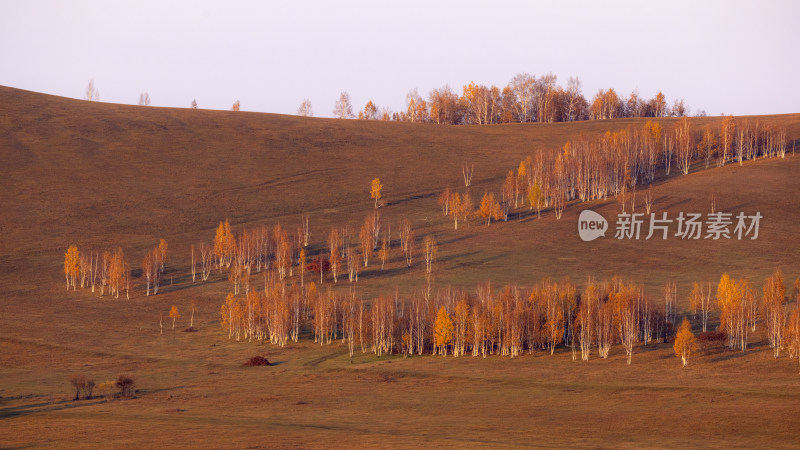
left=306, top=258, right=330, bottom=275
left=68, top=374, right=95, bottom=400
left=68, top=374, right=86, bottom=401
left=698, top=330, right=726, bottom=342
left=84, top=379, right=95, bottom=399
left=243, top=356, right=272, bottom=366
left=115, top=375, right=136, bottom=398
left=98, top=380, right=116, bottom=399
left=698, top=330, right=727, bottom=353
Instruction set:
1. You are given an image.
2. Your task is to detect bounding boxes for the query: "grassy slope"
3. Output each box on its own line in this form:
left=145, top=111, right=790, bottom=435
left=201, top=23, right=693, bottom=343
left=1, top=86, right=800, bottom=447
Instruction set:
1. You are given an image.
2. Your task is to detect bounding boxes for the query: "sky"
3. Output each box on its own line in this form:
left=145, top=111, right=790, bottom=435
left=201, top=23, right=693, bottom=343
left=1, top=0, right=798, bottom=117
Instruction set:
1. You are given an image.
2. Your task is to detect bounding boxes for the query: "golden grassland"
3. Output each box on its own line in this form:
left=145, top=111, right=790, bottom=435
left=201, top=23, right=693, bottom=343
left=1, top=86, right=800, bottom=447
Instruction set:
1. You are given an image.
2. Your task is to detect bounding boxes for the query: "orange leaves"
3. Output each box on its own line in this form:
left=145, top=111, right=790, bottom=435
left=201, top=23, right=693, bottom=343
left=434, top=307, right=453, bottom=355
left=169, top=305, right=180, bottom=329
left=673, top=318, right=697, bottom=367
left=213, top=220, right=236, bottom=270
left=478, top=192, right=502, bottom=226
left=445, top=190, right=472, bottom=230
left=370, top=178, right=383, bottom=208
left=64, top=246, right=80, bottom=291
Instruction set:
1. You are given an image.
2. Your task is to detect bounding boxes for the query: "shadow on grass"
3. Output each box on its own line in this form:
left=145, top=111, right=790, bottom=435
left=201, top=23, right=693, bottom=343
left=710, top=351, right=751, bottom=363
left=0, top=398, right=107, bottom=420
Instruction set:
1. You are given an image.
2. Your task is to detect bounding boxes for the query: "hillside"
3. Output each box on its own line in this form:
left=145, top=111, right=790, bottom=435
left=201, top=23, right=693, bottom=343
left=1, top=86, right=800, bottom=447
left=1, top=85, right=799, bottom=296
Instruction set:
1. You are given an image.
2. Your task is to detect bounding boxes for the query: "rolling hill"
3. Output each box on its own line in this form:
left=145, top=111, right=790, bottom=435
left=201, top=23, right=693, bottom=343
left=1, top=85, right=800, bottom=447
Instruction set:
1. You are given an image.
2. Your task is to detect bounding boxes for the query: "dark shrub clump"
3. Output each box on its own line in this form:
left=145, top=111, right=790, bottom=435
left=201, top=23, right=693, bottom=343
left=244, top=356, right=272, bottom=366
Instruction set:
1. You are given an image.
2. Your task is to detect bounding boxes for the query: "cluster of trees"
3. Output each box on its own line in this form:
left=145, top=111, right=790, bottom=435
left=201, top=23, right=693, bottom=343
left=137, top=92, right=151, bottom=106
left=197, top=207, right=431, bottom=294
left=68, top=374, right=135, bottom=400
left=321, top=73, right=696, bottom=125
left=142, top=239, right=168, bottom=296
left=63, top=240, right=168, bottom=298
left=219, top=276, right=679, bottom=364
left=64, top=245, right=131, bottom=298
left=440, top=117, right=789, bottom=225
left=711, top=269, right=799, bottom=359
left=439, top=188, right=516, bottom=229
left=218, top=269, right=800, bottom=371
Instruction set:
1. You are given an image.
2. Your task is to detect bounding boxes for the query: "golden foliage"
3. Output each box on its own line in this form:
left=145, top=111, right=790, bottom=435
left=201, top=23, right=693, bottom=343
left=434, top=307, right=453, bottom=355
left=673, top=318, right=697, bottom=367
left=370, top=178, right=383, bottom=208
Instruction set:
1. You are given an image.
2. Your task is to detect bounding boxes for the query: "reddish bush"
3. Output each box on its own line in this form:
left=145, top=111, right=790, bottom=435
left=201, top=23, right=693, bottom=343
left=243, top=356, right=272, bottom=366
left=306, top=258, right=330, bottom=275
left=115, top=375, right=136, bottom=398
left=698, top=330, right=726, bottom=342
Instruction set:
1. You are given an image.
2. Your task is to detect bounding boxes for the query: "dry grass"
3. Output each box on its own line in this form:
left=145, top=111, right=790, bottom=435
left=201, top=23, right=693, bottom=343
left=1, top=86, right=800, bottom=447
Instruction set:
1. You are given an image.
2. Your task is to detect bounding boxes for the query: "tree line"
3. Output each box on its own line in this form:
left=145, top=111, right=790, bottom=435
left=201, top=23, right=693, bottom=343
left=310, top=73, right=699, bottom=123
left=439, top=116, right=789, bottom=226
left=218, top=268, right=800, bottom=371
left=63, top=240, right=168, bottom=298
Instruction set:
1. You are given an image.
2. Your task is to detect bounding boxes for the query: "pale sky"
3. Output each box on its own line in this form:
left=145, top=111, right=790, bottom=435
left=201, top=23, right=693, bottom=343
left=1, top=0, right=797, bottom=117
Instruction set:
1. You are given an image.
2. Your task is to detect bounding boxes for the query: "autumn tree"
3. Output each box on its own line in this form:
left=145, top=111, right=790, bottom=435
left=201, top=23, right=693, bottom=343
left=378, top=230, right=389, bottom=270
left=64, top=246, right=80, bottom=291
left=108, top=247, right=126, bottom=299
left=501, top=170, right=515, bottom=219
left=527, top=180, right=543, bottom=218
left=158, top=239, right=168, bottom=273
left=199, top=243, right=213, bottom=281
left=578, top=279, right=599, bottom=361
left=719, top=116, right=734, bottom=166
left=543, top=285, right=564, bottom=355
left=763, top=268, right=787, bottom=358
left=616, top=282, right=640, bottom=365
left=232, top=100, right=240, bottom=111
left=142, top=249, right=160, bottom=296
left=461, top=163, right=474, bottom=187
left=370, top=178, right=383, bottom=208
left=189, top=300, right=196, bottom=329
left=299, top=248, right=307, bottom=287
left=651, top=91, right=667, bottom=117
left=673, top=318, right=697, bottom=367
left=214, top=220, right=235, bottom=269
left=359, top=100, right=378, bottom=120
left=428, top=85, right=461, bottom=124
left=358, top=217, right=373, bottom=268
left=717, top=273, right=748, bottom=351
left=85, top=78, right=99, bottom=101
left=297, top=99, right=313, bottom=117
left=399, top=218, right=414, bottom=267
left=191, top=99, right=198, bottom=109
left=69, top=373, right=86, bottom=400
left=786, top=305, right=800, bottom=373
left=169, top=305, right=180, bottom=329
left=137, top=92, right=151, bottom=106
left=115, top=375, right=136, bottom=398
left=674, top=117, right=694, bottom=175
left=438, top=186, right=453, bottom=216
left=329, top=228, right=341, bottom=283
left=434, top=307, right=453, bottom=356
left=478, top=192, right=502, bottom=226
left=698, top=126, right=718, bottom=168
left=689, top=281, right=714, bottom=332
left=423, top=235, right=437, bottom=274
left=448, top=192, right=463, bottom=230
left=333, top=91, right=354, bottom=119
